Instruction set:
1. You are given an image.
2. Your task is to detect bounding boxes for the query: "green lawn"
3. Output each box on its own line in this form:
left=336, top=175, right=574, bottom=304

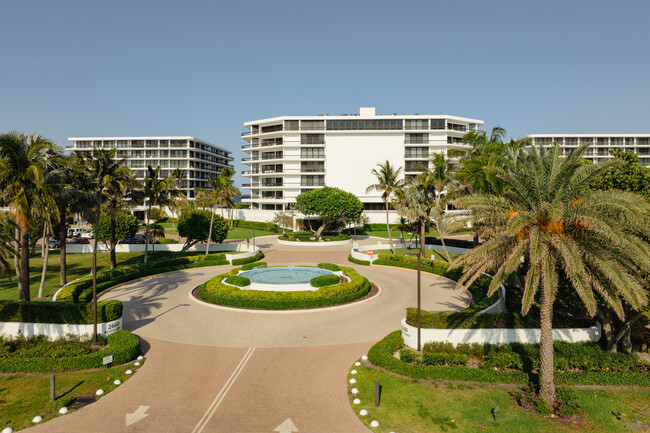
left=226, top=228, right=275, bottom=240
left=392, top=247, right=460, bottom=262
left=349, top=364, right=650, bottom=433
left=0, top=251, right=197, bottom=301
left=364, top=230, right=438, bottom=239
left=0, top=360, right=143, bottom=431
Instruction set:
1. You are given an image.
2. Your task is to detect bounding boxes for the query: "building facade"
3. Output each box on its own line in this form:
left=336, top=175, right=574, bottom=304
left=525, top=134, right=650, bottom=166
left=68, top=136, right=233, bottom=199
left=241, top=107, right=483, bottom=211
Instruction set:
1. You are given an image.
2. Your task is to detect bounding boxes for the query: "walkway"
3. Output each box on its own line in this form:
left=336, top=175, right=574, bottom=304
left=25, top=236, right=469, bottom=433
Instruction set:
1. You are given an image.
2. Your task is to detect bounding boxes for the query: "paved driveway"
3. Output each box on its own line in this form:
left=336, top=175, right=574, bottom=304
left=25, top=236, right=469, bottom=433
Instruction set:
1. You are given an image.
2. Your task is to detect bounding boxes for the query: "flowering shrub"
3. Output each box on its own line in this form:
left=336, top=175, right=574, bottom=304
left=511, top=383, right=581, bottom=418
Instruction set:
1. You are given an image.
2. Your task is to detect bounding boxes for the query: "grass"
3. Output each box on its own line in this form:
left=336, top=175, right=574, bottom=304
left=392, top=247, right=460, bottom=262
left=349, top=364, right=650, bottom=433
left=226, top=227, right=275, bottom=240
left=0, top=251, right=202, bottom=301
left=362, top=230, right=438, bottom=239
left=0, top=359, right=144, bottom=431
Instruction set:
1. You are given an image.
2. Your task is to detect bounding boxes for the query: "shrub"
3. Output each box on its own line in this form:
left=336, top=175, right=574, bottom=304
left=511, top=384, right=581, bottom=418
left=224, top=276, right=250, bottom=287
left=0, top=300, right=122, bottom=324
left=425, top=237, right=474, bottom=249
left=231, top=251, right=265, bottom=266
left=310, top=274, right=340, bottom=288
left=200, top=265, right=370, bottom=310
left=233, top=220, right=280, bottom=232
left=158, top=238, right=179, bottom=244
left=0, top=330, right=140, bottom=373
left=241, top=262, right=267, bottom=271
left=279, top=232, right=350, bottom=242
left=399, top=348, right=417, bottom=364
left=317, top=263, right=340, bottom=272
left=347, top=254, right=370, bottom=266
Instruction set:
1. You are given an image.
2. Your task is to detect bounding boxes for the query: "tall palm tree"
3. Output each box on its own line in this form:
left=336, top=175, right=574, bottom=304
left=366, top=161, right=403, bottom=252
left=451, top=143, right=650, bottom=405
left=203, top=174, right=227, bottom=255
left=394, top=176, right=438, bottom=259
left=0, top=132, right=60, bottom=301
left=219, top=167, right=237, bottom=227
left=142, top=166, right=177, bottom=263
left=103, top=166, right=140, bottom=268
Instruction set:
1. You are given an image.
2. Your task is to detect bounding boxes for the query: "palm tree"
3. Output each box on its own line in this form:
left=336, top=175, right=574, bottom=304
left=394, top=177, right=438, bottom=259
left=203, top=174, right=227, bottom=255
left=366, top=161, right=403, bottom=253
left=148, top=223, right=165, bottom=252
left=103, top=166, right=140, bottom=268
left=142, top=166, right=177, bottom=263
left=0, top=132, right=60, bottom=301
left=451, top=143, right=650, bottom=405
left=220, top=167, right=237, bottom=227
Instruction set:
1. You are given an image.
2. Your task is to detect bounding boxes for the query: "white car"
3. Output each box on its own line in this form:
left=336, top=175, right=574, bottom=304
left=79, top=230, right=94, bottom=239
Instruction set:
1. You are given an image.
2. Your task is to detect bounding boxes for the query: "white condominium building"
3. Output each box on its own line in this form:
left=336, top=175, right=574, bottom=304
left=525, top=134, right=650, bottom=166
left=68, top=136, right=233, bottom=199
left=241, top=107, right=483, bottom=211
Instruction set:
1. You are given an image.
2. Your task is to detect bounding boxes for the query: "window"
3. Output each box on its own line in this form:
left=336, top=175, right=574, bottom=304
left=301, top=161, right=324, bottom=172
left=553, top=138, right=564, bottom=145
left=405, top=147, right=428, bottom=158
left=447, top=136, right=462, bottom=144
left=597, top=137, right=609, bottom=146
left=170, top=139, right=187, bottom=146
left=579, top=137, right=592, bottom=145
left=301, top=148, right=324, bottom=159
left=159, top=140, right=169, bottom=147
left=131, top=150, right=144, bottom=158
left=146, top=150, right=158, bottom=158
left=625, top=137, right=635, bottom=146
left=535, top=138, right=552, bottom=146
left=131, top=140, right=144, bottom=148
left=76, top=141, right=91, bottom=148
left=405, top=161, right=428, bottom=172
left=430, top=119, right=445, bottom=130
left=261, top=138, right=282, bottom=146
left=448, top=123, right=466, bottom=132
left=261, top=151, right=282, bottom=160
left=638, top=137, right=649, bottom=145
left=363, top=203, right=387, bottom=211
left=170, top=150, right=186, bottom=158
left=104, top=140, right=115, bottom=147
left=565, top=138, right=578, bottom=146
left=301, top=175, right=324, bottom=186
left=326, top=119, right=403, bottom=130
left=405, top=119, right=427, bottom=130
left=146, top=140, right=158, bottom=147
left=611, top=137, right=623, bottom=146
left=301, top=134, right=325, bottom=144
left=261, top=124, right=283, bottom=133
left=301, top=120, right=325, bottom=131
left=285, top=120, right=299, bottom=131
left=405, top=133, right=428, bottom=144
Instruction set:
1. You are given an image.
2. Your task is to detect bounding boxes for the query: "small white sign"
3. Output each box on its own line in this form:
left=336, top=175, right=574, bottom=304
left=103, top=355, right=114, bottom=365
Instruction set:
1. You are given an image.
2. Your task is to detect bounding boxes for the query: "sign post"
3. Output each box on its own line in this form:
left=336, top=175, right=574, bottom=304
left=103, top=355, right=114, bottom=367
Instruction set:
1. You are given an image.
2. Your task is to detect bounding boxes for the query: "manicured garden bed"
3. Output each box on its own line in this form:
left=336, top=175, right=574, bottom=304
left=278, top=232, right=351, bottom=242
left=198, top=264, right=370, bottom=310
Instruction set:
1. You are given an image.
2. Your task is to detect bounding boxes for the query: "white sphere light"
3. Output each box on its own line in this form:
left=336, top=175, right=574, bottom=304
left=351, top=387, right=359, bottom=394
left=361, top=355, right=368, bottom=360
left=134, top=362, right=141, bottom=366
left=349, top=378, right=356, bottom=384
left=137, top=355, right=144, bottom=360
left=354, top=361, right=361, bottom=366
left=125, top=370, right=133, bottom=375
left=359, top=409, right=368, bottom=416
left=95, top=389, right=104, bottom=396
left=353, top=398, right=361, bottom=404
left=370, top=420, right=379, bottom=427
left=59, top=407, right=69, bottom=414
left=2, top=428, right=14, bottom=433
left=114, top=379, right=122, bottom=385
left=351, top=369, right=357, bottom=374
left=32, top=416, right=43, bottom=423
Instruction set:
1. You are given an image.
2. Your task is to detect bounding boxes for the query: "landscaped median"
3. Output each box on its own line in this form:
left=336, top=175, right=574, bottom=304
left=198, top=263, right=371, bottom=310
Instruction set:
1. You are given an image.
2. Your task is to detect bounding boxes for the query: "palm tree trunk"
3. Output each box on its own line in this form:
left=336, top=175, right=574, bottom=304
left=385, top=197, right=394, bottom=253
left=92, top=205, right=100, bottom=342
left=14, top=227, right=23, bottom=299
left=419, top=218, right=426, bottom=259
left=59, top=209, right=67, bottom=286
left=434, top=220, right=452, bottom=263
left=38, top=224, right=50, bottom=298
left=206, top=205, right=216, bottom=255
left=20, top=225, right=30, bottom=301
left=473, top=231, right=479, bottom=248
left=41, top=224, right=47, bottom=258
left=144, top=204, right=151, bottom=263
left=110, top=205, right=117, bottom=269
left=539, top=287, right=555, bottom=406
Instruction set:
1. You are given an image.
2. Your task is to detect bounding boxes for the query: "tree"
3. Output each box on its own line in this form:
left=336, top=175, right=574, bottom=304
left=148, top=223, right=165, bottom=252
left=142, top=166, right=177, bottom=263
left=294, top=187, right=363, bottom=238
left=96, top=212, right=139, bottom=245
left=451, top=143, right=650, bottom=405
left=366, top=161, right=402, bottom=253
left=177, top=209, right=228, bottom=252
left=0, top=132, right=60, bottom=301
left=272, top=209, right=296, bottom=234
left=200, top=174, right=228, bottom=256
left=394, top=178, right=437, bottom=259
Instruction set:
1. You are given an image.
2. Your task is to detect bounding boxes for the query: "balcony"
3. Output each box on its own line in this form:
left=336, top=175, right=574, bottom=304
left=241, top=144, right=251, bottom=150
left=241, top=131, right=251, bottom=137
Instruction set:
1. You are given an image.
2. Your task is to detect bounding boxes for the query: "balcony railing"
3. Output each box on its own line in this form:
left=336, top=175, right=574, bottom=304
left=241, top=144, right=251, bottom=150
left=241, top=131, right=251, bottom=137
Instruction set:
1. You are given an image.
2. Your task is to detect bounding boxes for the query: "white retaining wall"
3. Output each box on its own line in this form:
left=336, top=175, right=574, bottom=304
left=0, top=317, right=123, bottom=339
left=401, top=318, right=601, bottom=348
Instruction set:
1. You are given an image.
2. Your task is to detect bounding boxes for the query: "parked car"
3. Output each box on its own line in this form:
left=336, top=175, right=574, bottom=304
left=67, top=227, right=87, bottom=238
left=120, top=235, right=158, bottom=244
left=48, top=238, right=60, bottom=249
left=79, top=230, right=93, bottom=239
left=67, top=238, right=90, bottom=244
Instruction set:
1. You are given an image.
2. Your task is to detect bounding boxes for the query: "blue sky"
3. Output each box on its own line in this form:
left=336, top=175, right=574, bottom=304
left=2, top=0, right=649, bottom=186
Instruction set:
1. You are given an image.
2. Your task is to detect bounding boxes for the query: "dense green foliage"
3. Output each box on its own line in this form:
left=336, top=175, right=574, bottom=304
left=278, top=232, right=350, bottom=242
left=177, top=209, right=229, bottom=251
left=0, top=330, right=140, bottom=373
left=232, top=219, right=281, bottom=232
left=0, top=300, right=122, bottom=323
left=424, top=237, right=474, bottom=249
left=590, top=149, right=650, bottom=197
left=241, top=261, right=267, bottom=271
left=200, top=265, right=370, bottom=309
left=310, top=274, right=340, bottom=287
left=96, top=212, right=139, bottom=242
left=231, top=251, right=265, bottom=266
left=56, top=253, right=228, bottom=302
left=224, top=276, right=250, bottom=287
left=294, top=187, right=363, bottom=236
left=317, top=263, right=340, bottom=271
left=347, top=254, right=370, bottom=266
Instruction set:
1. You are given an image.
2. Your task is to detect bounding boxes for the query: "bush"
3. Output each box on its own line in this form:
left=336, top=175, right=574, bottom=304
left=310, top=274, right=340, bottom=287
left=200, top=266, right=370, bottom=310
left=233, top=220, right=280, bottom=232
left=317, top=263, right=340, bottom=272
left=0, top=300, right=122, bottom=324
left=511, top=384, right=581, bottom=418
left=241, top=262, right=267, bottom=271
left=425, top=237, right=474, bottom=249
left=56, top=253, right=228, bottom=303
left=405, top=309, right=594, bottom=329
left=224, top=276, right=250, bottom=287
left=158, top=238, right=179, bottom=244
left=279, top=232, right=350, bottom=242
left=347, top=254, right=370, bottom=266
left=231, top=251, right=265, bottom=266
left=0, top=330, right=140, bottom=373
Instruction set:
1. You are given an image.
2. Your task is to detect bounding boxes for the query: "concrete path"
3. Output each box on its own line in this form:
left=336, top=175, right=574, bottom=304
left=25, top=236, right=469, bottom=433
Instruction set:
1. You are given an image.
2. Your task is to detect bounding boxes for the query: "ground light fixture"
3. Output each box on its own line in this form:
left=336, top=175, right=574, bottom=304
left=404, top=252, right=422, bottom=352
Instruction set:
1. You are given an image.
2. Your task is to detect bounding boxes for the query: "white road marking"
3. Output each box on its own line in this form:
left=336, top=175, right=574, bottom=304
left=273, top=418, right=299, bottom=432
left=191, top=347, right=256, bottom=433
left=125, top=405, right=150, bottom=427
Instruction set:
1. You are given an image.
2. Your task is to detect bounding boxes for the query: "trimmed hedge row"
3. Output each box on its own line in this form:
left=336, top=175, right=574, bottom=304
left=199, top=265, right=370, bottom=310
left=233, top=220, right=281, bottom=232
left=310, top=274, right=340, bottom=287
left=405, top=309, right=595, bottom=329
left=0, top=330, right=140, bottom=373
left=369, top=331, right=650, bottom=387
left=232, top=251, right=265, bottom=266
left=317, top=263, right=340, bottom=272
left=278, top=232, right=351, bottom=242
left=57, top=253, right=229, bottom=303
left=0, top=300, right=122, bottom=324
left=425, top=237, right=474, bottom=249
left=225, top=276, right=250, bottom=287
left=241, top=261, right=267, bottom=271
left=347, top=254, right=370, bottom=266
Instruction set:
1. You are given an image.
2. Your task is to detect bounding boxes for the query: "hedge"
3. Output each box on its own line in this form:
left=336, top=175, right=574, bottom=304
left=241, top=262, right=267, bottom=271
left=347, top=254, right=370, bottom=266
left=278, top=232, right=351, bottom=242
left=225, top=276, right=250, bottom=287
left=233, top=220, right=281, bottom=232
left=369, top=331, right=650, bottom=387
left=57, top=253, right=228, bottom=303
left=0, top=330, right=140, bottom=373
left=231, top=251, right=265, bottom=266
left=425, top=237, right=474, bottom=249
left=0, top=300, right=122, bottom=324
left=310, top=274, right=340, bottom=287
left=317, top=263, right=340, bottom=272
left=199, top=265, right=370, bottom=310
left=405, top=309, right=595, bottom=329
